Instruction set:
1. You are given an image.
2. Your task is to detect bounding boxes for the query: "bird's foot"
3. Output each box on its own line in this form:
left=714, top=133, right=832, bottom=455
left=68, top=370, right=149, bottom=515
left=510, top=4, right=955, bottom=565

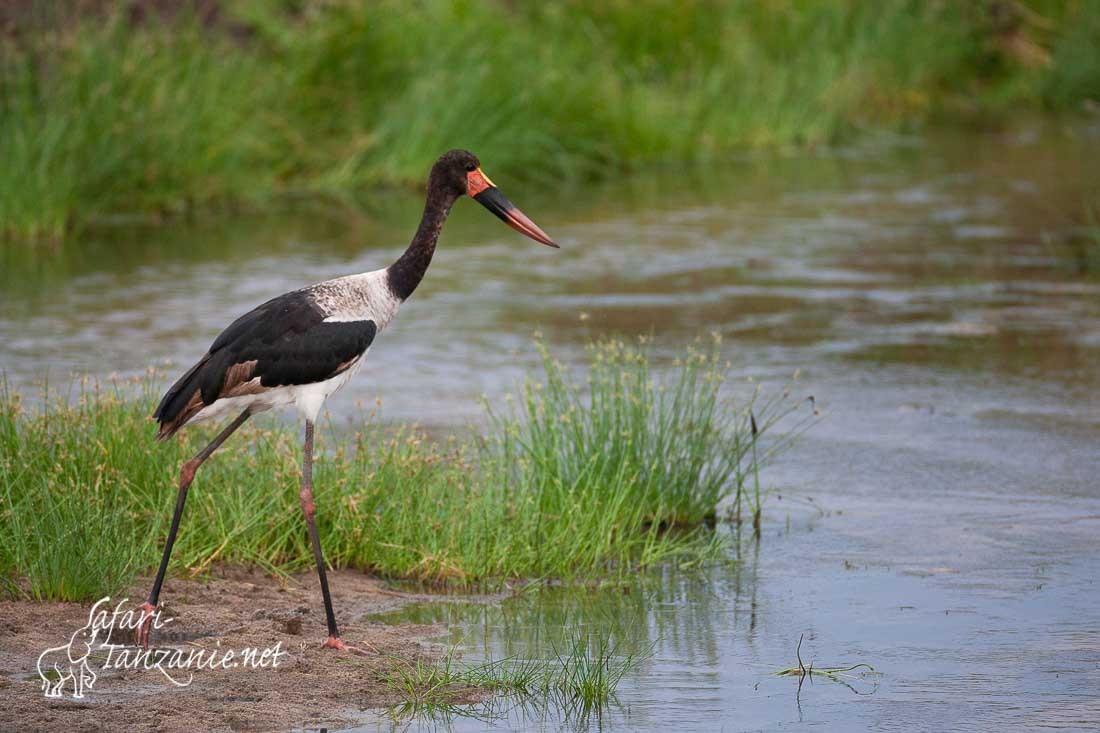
left=135, top=601, right=158, bottom=649
left=322, top=636, right=377, bottom=656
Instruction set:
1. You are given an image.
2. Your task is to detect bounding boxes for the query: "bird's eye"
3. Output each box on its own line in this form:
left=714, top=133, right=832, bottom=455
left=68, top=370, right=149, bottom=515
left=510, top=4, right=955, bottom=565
left=466, top=163, right=476, bottom=172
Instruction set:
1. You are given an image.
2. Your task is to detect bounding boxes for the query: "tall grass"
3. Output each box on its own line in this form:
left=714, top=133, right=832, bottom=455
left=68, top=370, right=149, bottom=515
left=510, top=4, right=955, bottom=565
left=493, top=339, right=778, bottom=530
left=2, top=0, right=1099, bottom=241
left=0, top=20, right=275, bottom=240
left=0, top=340, right=805, bottom=601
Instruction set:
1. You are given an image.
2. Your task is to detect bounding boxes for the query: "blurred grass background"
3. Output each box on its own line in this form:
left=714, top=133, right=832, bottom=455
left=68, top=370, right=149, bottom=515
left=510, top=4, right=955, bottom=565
left=1, top=0, right=1098, bottom=242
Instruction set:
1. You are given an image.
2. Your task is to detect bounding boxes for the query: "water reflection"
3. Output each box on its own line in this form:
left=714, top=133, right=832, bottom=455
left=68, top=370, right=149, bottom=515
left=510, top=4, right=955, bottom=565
left=360, top=539, right=762, bottom=732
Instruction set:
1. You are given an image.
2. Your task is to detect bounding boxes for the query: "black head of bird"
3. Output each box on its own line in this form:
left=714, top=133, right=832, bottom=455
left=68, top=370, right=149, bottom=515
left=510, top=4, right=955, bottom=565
left=430, top=149, right=558, bottom=248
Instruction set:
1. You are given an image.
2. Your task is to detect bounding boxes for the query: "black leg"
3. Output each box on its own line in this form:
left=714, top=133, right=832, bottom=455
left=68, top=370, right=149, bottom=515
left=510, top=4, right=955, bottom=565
left=299, top=420, right=342, bottom=641
left=138, top=409, right=251, bottom=646
left=300, top=421, right=375, bottom=655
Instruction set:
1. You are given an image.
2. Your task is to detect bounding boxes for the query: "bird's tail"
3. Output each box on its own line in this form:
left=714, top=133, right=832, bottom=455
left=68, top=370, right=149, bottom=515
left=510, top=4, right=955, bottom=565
left=154, top=354, right=211, bottom=440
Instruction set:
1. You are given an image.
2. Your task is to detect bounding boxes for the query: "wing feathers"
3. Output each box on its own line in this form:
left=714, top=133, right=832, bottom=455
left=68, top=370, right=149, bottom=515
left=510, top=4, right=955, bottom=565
left=154, top=289, right=377, bottom=438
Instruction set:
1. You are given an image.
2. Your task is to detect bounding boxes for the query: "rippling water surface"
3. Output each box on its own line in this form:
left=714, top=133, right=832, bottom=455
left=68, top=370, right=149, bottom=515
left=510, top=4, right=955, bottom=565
left=3, top=124, right=1099, bottom=731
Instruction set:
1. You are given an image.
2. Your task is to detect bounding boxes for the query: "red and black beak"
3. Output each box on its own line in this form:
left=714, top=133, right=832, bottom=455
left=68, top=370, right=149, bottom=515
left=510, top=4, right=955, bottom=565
left=468, top=168, right=558, bottom=248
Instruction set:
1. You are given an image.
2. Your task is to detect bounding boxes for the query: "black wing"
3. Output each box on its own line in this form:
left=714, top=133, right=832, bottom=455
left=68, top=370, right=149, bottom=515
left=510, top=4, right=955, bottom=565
left=154, top=290, right=376, bottom=438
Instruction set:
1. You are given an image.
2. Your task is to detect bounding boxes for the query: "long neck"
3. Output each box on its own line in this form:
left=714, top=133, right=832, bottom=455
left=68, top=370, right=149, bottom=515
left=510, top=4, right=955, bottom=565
left=386, top=184, right=457, bottom=301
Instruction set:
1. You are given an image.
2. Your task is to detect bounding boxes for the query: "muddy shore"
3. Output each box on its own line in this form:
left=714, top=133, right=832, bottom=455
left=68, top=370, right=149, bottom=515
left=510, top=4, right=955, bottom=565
left=0, top=568, right=477, bottom=732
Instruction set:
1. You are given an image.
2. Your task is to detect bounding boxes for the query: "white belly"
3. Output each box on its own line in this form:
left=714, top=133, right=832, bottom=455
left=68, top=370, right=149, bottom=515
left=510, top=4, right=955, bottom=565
left=188, top=355, right=365, bottom=426
left=289, top=358, right=364, bottom=422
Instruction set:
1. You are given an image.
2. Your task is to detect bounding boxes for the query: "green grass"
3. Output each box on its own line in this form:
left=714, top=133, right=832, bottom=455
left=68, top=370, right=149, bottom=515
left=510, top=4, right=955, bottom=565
left=0, top=19, right=275, bottom=241
left=0, top=339, right=806, bottom=601
left=2, top=0, right=1099, bottom=241
left=382, top=630, right=648, bottom=719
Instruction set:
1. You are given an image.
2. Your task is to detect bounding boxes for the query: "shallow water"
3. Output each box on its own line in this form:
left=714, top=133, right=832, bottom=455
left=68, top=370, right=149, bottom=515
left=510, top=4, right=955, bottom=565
left=3, top=122, right=1100, bottom=731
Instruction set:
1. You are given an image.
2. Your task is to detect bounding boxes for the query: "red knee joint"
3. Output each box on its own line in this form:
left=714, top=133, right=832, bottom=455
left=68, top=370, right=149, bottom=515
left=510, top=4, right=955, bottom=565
left=179, top=459, right=199, bottom=489
left=299, top=490, right=315, bottom=517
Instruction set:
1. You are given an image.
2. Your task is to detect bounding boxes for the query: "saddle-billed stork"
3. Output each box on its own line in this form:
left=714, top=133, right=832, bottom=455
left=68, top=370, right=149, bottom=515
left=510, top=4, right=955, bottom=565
left=137, top=150, right=557, bottom=652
